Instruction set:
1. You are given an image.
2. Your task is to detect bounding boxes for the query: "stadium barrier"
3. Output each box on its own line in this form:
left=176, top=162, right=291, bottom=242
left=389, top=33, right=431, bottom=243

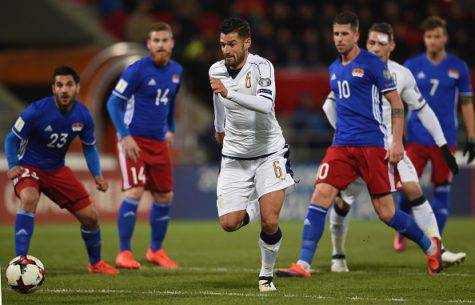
left=1, top=161, right=474, bottom=223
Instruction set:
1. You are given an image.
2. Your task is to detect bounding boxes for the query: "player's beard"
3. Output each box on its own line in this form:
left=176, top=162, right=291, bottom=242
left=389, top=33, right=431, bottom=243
left=54, top=93, right=75, bottom=111
left=225, top=47, right=246, bottom=69
left=151, top=49, right=171, bottom=66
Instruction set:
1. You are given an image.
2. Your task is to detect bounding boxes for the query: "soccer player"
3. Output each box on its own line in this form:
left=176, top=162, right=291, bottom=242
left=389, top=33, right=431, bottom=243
left=107, top=23, right=182, bottom=269
left=396, top=16, right=473, bottom=262
left=209, top=17, right=295, bottom=291
left=276, top=11, right=442, bottom=278
left=4, top=66, right=119, bottom=274
left=323, top=22, right=464, bottom=273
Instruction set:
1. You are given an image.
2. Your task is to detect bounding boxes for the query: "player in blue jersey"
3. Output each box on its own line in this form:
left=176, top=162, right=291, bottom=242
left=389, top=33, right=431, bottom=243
left=277, top=11, right=442, bottom=278
left=107, top=23, right=182, bottom=269
left=4, top=66, right=119, bottom=274
left=396, top=17, right=473, bottom=265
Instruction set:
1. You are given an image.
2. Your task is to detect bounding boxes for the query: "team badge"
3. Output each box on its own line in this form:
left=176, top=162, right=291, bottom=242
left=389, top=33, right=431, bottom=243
left=448, top=69, right=459, bottom=79
left=72, top=122, right=83, bottom=132
left=352, top=68, right=365, bottom=78
left=258, top=78, right=272, bottom=87
left=172, top=74, right=180, bottom=84
left=383, top=69, right=392, bottom=80
left=417, top=71, right=426, bottom=79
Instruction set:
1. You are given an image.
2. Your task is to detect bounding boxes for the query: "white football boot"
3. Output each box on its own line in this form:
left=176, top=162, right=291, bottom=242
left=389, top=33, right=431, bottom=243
left=258, top=276, right=276, bottom=292
left=442, top=249, right=466, bottom=268
left=331, top=255, right=349, bottom=272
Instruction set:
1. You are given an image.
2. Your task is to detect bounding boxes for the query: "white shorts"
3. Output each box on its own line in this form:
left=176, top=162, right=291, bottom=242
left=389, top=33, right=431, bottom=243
left=340, top=152, right=419, bottom=205
left=216, top=145, right=296, bottom=216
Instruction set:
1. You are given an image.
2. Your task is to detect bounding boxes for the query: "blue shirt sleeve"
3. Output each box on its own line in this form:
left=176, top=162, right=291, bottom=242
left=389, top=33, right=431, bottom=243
left=370, top=57, right=396, bottom=93
left=458, top=61, right=473, bottom=96
left=82, top=143, right=102, bottom=177
left=80, top=109, right=96, bottom=145
left=12, top=103, right=38, bottom=140
left=4, top=131, right=21, bottom=169
left=107, top=94, right=131, bottom=138
left=112, top=62, right=140, bottom=100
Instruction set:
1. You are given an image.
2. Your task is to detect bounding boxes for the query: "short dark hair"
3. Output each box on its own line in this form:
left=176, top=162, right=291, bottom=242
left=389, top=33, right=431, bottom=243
left=421, top=16, right=447, bottom=33
left=369, top=22, right=394, bottom=42
left=333, top=11, right=359, bottom=31
left=149, top=22, right=173, bottom=38
left=219, top=17, right=251, bottom=39
left=53, top=66, right=80, bottom=83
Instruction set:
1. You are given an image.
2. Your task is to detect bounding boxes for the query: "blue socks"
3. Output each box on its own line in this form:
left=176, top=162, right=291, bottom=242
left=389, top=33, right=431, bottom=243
left=397, top=193, right=412, bottom=214
left=432, top=185, right=450, bottom=236
left=387, top=209, right=432, bottom=253
left=15, top=210, right=35, bottom=256
left=299, top=204, right=328, bottom=265
left=81, top=227, right=101, bottom=264
left=117, top=197, right=139, bottom=251
left=150, top=202, right=171, bottom=251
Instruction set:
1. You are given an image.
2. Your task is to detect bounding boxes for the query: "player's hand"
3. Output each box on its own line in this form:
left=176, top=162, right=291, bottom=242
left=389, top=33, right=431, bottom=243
left=463, top=137, right=475, bottom=164
left=121, top=135, right=141, bottom=162
left=215, top=132, right=225, bottom=145
left=94, top=176, right=109, bottom=192
left=166, top=132, right=174, bottom=145
left=440, top=144, right=459, bottom=175
left=387, top=141, right=404, bottom=164
left=209, top=78, right=228, bottom=97
left=7, top=166, right=25, bottom=180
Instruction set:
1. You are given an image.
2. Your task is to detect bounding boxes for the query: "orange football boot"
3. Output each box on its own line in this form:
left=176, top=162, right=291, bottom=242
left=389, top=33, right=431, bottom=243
left=116, top=250, right=141, bottom=269
left=276, top=262, right=311, bottom=278
left=425, top=237, right=443, bottom=275
left=88, top=261, right=120, bottom=274
left=145, top=248, right=179, bottom=268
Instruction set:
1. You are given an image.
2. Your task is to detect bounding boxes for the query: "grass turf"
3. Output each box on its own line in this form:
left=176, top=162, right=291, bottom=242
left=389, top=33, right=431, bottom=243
left=1, top=218, right=474, bottom=304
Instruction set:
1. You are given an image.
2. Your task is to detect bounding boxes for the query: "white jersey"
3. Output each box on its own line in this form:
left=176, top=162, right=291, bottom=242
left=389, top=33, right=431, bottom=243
left=382, top=60, right=427, bottom=143
left=209, top=53, right=285, bottom=158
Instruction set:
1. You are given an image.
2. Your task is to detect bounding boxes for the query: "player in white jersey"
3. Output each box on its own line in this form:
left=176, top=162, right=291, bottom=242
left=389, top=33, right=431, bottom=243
left=209, top=17, right=295, bottom=292
left=322, top=23, right=464, bottom=272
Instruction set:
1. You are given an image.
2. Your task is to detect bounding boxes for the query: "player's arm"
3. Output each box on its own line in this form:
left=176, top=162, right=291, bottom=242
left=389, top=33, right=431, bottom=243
left=213, top=93, right=225, bottom=144
left=461, top=95, right=475, bottom=163
left=384, top=89, right=404, bottom=163
left=4, top=131, right=24, bottom=180
left=322, top=91, right=337, bottom=129
left=166, top=82, right=180, bottom=145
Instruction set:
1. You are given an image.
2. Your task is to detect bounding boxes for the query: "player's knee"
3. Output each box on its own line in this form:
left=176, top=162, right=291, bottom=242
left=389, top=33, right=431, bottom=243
left=219, top=215, right=242, bottom=232
left=311, top=184, right=337, bottom=208
left=376, top=207, right=395, bottom=223
left=79, top=209, right=99, bottom=230
left=19, top=190, right=40, bottom=212
left=261, top=216, right=279, bottom=233
left=124, top=187, right=144, bottom=201
left=153, top=191, right=173, bottom=203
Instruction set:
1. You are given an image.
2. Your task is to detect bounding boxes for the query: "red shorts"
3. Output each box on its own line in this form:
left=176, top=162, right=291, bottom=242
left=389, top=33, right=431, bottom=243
left=117, top=136, right=173, bottom=192
left=13, top=166, right=91, bottom=212
left=316, top=146, right=400, bottom=196
left=405, top=143, right=455, bottom=185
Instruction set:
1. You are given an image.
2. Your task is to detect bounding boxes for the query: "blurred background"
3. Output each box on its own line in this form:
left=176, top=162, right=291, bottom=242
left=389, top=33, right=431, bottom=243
left=0, top=0, right=474, bottom=222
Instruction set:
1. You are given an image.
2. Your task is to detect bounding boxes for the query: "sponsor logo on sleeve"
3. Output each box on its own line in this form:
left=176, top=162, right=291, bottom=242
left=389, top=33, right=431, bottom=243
left=115, top=79, right=128, bottom=93
left=14, top=117, right=25, bottom=132
left=352, top=68, right=365, bottom=78
left=258, top=78, right=272, bottom=87
left=72, top=122, right=84, bottom=132
left=383, top=69, right=392, bottom=80
left=257, top=88, right=273, bottom=95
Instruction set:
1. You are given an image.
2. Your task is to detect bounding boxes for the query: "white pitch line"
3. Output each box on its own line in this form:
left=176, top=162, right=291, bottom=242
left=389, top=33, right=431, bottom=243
left=37, top=288, right=474, bottom=304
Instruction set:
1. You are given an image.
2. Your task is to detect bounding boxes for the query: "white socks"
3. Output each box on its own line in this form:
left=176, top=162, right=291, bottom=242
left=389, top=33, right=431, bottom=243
left=412, top=201, right=441, bottom=239
left=329, top=205, right=350, bottom=256
left=259, top=231, right=282, bottom=277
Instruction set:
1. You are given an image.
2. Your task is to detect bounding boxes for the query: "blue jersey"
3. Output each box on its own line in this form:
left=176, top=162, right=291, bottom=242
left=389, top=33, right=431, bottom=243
left=405, top=53, right=473, bottom=146
left=329, top=49, right=397, bottom=146
left=112, top=56, right=182, bottom=141
left=12, top=96, right=96, bottom=170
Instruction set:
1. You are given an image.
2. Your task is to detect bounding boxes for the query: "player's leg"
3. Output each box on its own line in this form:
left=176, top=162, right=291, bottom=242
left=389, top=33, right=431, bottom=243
left=254, top=146, right=295, bottom=291
left=13, top=174, right=41, bottom=256
left=395, top=144, right=428, bottom=252
left=71, top=204, right=119, bottom=274
left=258, top=189, right=285, bottom=292
left=372, top=193, right=442, bottom=274
left=115, top=139, right=146, bottom=268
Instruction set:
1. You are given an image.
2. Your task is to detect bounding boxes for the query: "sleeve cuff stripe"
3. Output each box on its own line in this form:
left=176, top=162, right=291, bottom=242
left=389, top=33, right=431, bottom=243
left=113, top=91, right=128, bottom=100
left=11, top=129, right=24, bottom=140
left=381, top=87, right=397, bottom=93
left=82, top=140, right=96, bottom=145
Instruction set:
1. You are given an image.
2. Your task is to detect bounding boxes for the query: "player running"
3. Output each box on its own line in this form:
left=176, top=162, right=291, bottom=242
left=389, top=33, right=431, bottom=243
left=107, top=23, right=182, bottom=269
left=209, top=17, right=295, bottom=291
left=322, top=22, right=463, bottom=273
left=277, top=11, right=442, bottom=278
left=395, top=16, right=473, bottom=264
left=4, top=66, right=119, bottom=274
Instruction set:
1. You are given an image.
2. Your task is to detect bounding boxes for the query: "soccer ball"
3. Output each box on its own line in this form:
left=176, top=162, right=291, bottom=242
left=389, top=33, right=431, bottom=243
left=5, top=255, right=45, bottom=294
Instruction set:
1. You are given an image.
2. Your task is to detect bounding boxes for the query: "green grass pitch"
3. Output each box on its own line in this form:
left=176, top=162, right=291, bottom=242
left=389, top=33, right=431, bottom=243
left=1, top=218, right=474, bottom=304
